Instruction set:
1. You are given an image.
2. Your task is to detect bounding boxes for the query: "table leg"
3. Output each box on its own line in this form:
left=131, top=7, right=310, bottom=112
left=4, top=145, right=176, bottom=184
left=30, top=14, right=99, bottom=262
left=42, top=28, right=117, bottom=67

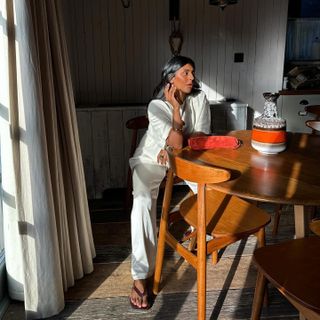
left=299, top=314, right=306, bottom=320
left=294, top=205, right=306, bottom=239
left=294, top=205, right=308, bottom=320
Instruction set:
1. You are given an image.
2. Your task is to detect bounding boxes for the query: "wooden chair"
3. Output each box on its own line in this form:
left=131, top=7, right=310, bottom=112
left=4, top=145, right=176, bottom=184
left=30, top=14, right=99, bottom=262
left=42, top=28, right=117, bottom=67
left=153, top=149, right=271, bottom=320
left=305, top=105, right=320, bottom=119
left=305, top=105, right=320, bottom=134
left=306, top=120, right=320, bottom=134
left=310, top=218, right=320, bottom=236
left=251, top=236, right=320, bottom=319
left=124, top=115, right=149, bottom=213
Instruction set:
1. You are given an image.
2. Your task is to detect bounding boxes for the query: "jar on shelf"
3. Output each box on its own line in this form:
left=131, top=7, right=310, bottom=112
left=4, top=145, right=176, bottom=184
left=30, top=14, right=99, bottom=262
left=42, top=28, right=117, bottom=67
left=251, top=92, right=287, bottom=154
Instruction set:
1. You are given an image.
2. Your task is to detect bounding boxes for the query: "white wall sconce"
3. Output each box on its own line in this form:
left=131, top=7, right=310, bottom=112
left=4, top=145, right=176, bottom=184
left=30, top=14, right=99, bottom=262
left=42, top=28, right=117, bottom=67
left=169, top=0, right=182, bottom=56
left=169, top=20, right=183, bottom=56
left=121, top=0, right=130, bottom=8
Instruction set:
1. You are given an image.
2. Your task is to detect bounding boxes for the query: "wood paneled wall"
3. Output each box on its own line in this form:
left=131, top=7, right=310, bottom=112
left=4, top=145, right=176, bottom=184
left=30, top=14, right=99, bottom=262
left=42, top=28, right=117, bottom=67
left=62, top=0, right=288, bottom=113
left=286, top=18, right=320, bottom=60
left=76, top=106, right=147, bottom=198
left=61, top=0, right=289, bottom=196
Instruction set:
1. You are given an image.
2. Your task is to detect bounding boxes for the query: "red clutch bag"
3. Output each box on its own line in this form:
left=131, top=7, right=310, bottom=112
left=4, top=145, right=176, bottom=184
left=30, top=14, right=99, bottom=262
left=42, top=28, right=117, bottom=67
left=188, top=135, right=241, bottom=150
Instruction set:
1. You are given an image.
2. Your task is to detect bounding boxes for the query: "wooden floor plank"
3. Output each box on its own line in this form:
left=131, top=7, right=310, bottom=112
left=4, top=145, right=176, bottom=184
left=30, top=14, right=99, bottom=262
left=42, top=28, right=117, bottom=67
left=3, top=188, right=307, bottom=319
left=3, top=287, right=300, bottom=320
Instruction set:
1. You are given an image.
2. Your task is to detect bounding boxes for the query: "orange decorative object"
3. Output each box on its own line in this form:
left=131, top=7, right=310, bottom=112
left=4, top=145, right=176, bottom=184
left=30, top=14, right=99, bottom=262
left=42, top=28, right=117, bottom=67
left=252, top=128, right=286, bottom=144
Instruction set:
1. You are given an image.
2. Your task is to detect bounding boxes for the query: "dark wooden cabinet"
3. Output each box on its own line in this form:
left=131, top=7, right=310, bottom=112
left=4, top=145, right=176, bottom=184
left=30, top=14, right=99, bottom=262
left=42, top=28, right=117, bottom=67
left=288, top=0, right=320, bottom=18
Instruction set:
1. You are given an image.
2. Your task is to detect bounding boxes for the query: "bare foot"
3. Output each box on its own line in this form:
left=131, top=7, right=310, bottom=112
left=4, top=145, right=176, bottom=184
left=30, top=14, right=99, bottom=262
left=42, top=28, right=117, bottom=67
left=130, top=279, right=149, bottom=309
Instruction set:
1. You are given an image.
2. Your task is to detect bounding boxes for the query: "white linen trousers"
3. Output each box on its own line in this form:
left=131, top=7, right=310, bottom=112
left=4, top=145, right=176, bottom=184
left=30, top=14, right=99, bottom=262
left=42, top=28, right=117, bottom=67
left=130, top=163, right=197, bottom=280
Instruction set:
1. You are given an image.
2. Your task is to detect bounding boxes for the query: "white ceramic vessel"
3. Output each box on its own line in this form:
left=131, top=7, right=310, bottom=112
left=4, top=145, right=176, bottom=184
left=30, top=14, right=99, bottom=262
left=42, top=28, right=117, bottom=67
left=251, top=139, right=286, bottom=155
left=251, top=93, right=287, bottom=154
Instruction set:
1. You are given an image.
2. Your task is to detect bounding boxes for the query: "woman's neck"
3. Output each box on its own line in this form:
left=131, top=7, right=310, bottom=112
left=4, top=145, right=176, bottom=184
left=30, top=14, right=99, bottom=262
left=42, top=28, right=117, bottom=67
left=176, top=91, right=186, bottom=105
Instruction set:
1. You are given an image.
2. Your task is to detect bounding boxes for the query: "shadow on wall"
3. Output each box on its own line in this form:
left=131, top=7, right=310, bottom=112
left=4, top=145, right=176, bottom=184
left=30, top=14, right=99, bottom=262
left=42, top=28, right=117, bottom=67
left=247, top=106, right=255, bottom=130
left=210, top=99, right=249, bottom=134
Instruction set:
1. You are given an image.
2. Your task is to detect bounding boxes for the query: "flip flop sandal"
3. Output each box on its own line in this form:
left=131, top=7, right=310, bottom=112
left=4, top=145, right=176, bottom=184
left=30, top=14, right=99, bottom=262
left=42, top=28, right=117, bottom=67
left=129, top=284, right=150, bottom=310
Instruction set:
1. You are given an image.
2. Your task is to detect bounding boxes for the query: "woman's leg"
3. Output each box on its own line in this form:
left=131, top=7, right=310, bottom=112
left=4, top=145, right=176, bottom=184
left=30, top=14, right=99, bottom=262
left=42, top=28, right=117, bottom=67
left=185, top=180, right=197, bottom=194
left=130, top=163, right=167, bottom=308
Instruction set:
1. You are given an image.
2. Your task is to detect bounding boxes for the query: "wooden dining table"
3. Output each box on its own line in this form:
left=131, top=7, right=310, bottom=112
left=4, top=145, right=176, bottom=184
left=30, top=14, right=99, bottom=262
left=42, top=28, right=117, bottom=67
left=180, top=130, right=320, bottom=238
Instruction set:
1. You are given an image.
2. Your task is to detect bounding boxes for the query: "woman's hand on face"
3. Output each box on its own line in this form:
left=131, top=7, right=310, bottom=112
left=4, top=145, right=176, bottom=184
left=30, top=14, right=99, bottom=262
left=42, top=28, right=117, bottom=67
left=164, top=83, right=180, bottom=110
left=157, top=149, right=168, bottom=165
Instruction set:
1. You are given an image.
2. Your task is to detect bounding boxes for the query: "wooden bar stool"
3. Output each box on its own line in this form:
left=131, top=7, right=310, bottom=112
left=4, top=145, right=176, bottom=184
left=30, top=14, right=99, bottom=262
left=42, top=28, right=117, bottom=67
left=153, top=148, right=271, bottom=320
left=251, top=237, right=320, bottom=319
left=124, top=115, right=186, bottom=214
left=124, top=115, right=149, bottom=214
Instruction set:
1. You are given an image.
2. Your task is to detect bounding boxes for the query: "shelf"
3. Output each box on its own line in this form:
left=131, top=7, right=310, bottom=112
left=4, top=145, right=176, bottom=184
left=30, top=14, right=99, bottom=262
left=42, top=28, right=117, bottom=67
left=286, top=60, right=320, bottom=66
left=288, top=17, right=320, bottom=21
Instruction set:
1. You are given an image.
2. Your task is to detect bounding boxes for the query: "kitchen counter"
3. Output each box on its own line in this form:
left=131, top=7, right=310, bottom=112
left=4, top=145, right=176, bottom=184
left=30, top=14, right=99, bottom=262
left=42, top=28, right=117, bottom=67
left=278, top=92, right=320, bottom=133
left=279, top=89, right=320, bottom=95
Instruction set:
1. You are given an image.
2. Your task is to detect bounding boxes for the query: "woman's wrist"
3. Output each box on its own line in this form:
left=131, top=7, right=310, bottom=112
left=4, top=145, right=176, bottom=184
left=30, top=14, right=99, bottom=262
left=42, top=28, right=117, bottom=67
left=172, top=127, right=183, bottom=133
left=165, top=99, right=180, bottom=111
left=172, top=120, right=185, bottom=133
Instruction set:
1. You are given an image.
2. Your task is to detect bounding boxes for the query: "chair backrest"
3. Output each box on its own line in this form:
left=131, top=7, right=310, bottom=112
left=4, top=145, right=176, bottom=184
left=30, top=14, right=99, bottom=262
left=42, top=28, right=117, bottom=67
left=126, top=115, right=149, bottom=157
left=306, top=120, right=320, bottom=133
left=168, top=148, right=231, bottom=184
left=253, top=236, right=320, bottom=318
left=305, top=105, right=320, bottom=117
left=126, top=115, right=149, bottom=130
left=310, top=219, right=320, bottom=236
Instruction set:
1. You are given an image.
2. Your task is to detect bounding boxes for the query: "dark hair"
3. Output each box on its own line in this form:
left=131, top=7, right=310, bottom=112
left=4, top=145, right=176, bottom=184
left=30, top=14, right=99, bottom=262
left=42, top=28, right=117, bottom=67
left=153, top=56, right=201, bottom=99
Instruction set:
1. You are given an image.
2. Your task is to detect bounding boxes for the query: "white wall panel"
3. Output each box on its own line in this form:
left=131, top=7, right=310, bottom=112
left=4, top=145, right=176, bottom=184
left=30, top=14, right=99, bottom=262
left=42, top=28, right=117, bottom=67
left=238, top=0, right=258, bottom=108
left=286, top=19, right=320, bottom=61
left=62, top=0, right=289, bottom=111
left=76, top=106, right=147, bottom=198
left=76, top=111, right=95, bottom=198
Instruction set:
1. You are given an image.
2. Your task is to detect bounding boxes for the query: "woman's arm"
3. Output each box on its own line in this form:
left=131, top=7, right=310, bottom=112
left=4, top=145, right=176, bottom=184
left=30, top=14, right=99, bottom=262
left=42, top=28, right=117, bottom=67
left=164, top=84, right=184, bottom=150
left=155, top=84, right=185, bottom=165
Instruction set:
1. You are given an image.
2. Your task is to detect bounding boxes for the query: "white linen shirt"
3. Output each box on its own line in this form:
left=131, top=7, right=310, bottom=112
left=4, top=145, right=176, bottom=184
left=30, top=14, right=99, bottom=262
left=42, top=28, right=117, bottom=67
left=129, top=90, right=211, bottom=169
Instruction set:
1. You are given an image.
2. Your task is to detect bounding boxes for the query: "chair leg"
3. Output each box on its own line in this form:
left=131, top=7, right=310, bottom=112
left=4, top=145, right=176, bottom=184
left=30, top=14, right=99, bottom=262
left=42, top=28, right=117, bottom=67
left=256, top=228, right=266, bottom=248
left=197, top=184, right=207, bottom=320
left=188, top=235, right=197, bottom=251
left=153, top=213, right=168, bottom=295
left=211, top=250, right=218, bottom=265
left=255, top=228, right=269, bottom=306
left=153, top=170, right=174, bottom=295
left=251, top=271, right=267, bottom=320
left=309, top=206, right=316, bottom=221
left=124, top=167, right=133, bottom=214
left=272, top=204, right=283, bottom=236
left=263, top=285, right=269, bottom=308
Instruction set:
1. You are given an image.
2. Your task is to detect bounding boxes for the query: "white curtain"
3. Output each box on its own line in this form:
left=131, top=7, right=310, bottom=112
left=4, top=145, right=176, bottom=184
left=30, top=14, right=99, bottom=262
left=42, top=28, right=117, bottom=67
left=0, top=0, right=96, bottom=318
